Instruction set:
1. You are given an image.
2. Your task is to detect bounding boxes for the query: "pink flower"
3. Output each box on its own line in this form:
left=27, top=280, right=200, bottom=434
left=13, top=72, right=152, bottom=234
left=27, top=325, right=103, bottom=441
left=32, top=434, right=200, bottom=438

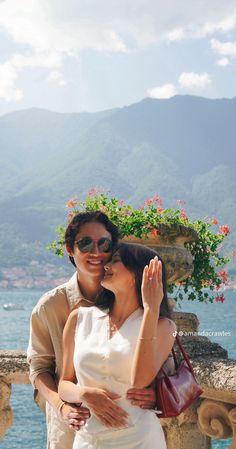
left=212, top=218, right=218, bottom=225
left=180, top=209, right=188, bottom=221
left=215, top=294, right=225, bottom=303
left=219, top=225, right=230, bottom=235
left=145, top=199, right=152, bottom=205
left=157, top=207, right=163, bottom=214
left=150, top=229, right=159, bottom=237
left=66, top=198, right=77, bottom=208
left=152, top=195, right=162, bottom=205
left=218, top=270, right=228, bottom=282
left=88, top=187, right=99, bottom=196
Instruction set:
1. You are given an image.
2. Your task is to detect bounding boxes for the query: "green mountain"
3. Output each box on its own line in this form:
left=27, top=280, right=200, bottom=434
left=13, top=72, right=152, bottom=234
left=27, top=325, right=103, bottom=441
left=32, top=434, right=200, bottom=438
left=0, top=95, right=235, bottom=279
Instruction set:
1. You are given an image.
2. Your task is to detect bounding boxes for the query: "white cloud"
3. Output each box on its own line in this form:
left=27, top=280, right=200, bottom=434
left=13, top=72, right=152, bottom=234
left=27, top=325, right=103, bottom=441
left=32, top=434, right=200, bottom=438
left=0, top=0, right=236, bottom=56
left=165, top=14, right=236, bottom=43
left=203, top=16, right=236, bottom=35
left=0, top=51, right=63, bottom=102
left=178, top=72, right=212, bottom=90
left=0, top=1, right=129, bottom=103
left=211, top=38, right=236, bottom=57
left=147, top=84, right=177, bottom=99
left=0, top=0, right=128, bottom=54
left=0, top=61, right=23, bottom=101
left=148, top=72, right=212, bottom=101
left=0, top=0, right=235, bottom=105
left=216, top=57, right=230, bottom=67
left=166, top=27, right=186, bottom=42
left=0, top=1, right=78, bottom=53
left=47, top=71, right=67, bottom=86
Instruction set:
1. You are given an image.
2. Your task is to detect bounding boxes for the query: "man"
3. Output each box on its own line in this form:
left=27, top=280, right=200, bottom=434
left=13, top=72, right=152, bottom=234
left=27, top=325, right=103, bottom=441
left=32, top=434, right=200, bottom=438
left=27, top=211, right=155, bottom=449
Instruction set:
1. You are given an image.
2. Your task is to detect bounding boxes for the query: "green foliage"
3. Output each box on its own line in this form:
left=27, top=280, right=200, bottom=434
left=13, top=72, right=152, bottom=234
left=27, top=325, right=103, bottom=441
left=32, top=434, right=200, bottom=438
left=47, top=224, right=66, bottom=257
left=48, top=190, right=231, bottom=304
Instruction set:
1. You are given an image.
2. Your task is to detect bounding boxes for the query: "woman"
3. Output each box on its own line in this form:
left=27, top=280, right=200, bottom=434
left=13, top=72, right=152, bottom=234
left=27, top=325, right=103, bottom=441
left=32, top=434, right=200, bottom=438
left=28, top=213, right=155, bottom=449
left=59, top=242, right=176, bottom=449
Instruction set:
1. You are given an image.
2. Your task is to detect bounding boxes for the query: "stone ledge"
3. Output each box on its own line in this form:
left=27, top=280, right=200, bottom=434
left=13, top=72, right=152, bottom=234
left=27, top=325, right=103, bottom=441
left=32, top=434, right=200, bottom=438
left=1, top=351, right=235, bottom=398
left=177, top=336, right=228, bottom=359
left=0, top=351, right=29, bottom=384
left=192, top=359, right=236, bottom=405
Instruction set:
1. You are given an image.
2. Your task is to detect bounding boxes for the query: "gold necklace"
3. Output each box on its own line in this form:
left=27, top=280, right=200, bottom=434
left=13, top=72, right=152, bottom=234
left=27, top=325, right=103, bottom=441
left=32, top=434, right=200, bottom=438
left=81, top=298, right=95, bottom=305
left=108, top=315, right=124, bottom=338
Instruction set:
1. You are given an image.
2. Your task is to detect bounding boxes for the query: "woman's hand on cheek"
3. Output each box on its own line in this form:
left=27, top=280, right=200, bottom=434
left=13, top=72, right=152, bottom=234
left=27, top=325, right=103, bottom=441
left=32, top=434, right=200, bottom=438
left=141, top=257, right=163, bottom=312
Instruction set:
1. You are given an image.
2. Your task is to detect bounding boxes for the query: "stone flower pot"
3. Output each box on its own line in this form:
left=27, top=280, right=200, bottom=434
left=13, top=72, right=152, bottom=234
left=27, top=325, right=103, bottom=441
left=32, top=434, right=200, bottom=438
left=122, top=223, right=198, bottom=284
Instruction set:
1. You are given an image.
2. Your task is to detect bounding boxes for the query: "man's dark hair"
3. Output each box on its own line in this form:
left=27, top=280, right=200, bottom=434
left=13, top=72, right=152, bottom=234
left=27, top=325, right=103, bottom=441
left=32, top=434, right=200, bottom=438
left=96, top=242, right=170, bottom=318
left=64, top=211, right=120, bottom=267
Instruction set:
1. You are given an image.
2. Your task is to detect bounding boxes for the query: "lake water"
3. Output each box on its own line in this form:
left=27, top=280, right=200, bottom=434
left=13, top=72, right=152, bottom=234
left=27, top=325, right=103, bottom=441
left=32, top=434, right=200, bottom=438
left=0, top=288, right=235, bottom=449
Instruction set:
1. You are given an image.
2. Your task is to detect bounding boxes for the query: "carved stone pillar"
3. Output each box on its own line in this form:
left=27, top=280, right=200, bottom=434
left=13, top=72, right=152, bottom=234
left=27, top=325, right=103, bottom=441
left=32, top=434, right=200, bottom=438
left=161, top=401, right=210, bottom=449
left=229, top=407, right=236, bottom=449
left=198, top=399, right=236, bottom=449
left=0, top=350, right=30, bottom=440
left=0, top=379, right=13, bottom=439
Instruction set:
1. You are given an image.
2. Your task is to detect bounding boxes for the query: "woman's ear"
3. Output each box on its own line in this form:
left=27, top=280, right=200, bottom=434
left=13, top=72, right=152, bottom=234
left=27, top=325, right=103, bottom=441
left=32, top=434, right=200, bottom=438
left=65, top=244, right=73, bottom=256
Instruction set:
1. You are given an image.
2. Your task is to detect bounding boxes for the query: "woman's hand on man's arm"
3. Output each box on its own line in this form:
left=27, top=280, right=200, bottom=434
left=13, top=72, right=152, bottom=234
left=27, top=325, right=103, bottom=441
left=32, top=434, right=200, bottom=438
left=126, top=386, right=156, bottom=409
left=59, top=402, right=90, bottom=431
left=35, top=371, right=90, bottom=431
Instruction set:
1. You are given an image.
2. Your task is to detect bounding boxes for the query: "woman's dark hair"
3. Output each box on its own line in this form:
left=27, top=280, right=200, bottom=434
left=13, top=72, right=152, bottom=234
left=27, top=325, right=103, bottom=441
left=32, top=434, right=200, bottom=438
left=64, top=211, right=120, bottom=267
left=96, top=242, right=170, bottom=318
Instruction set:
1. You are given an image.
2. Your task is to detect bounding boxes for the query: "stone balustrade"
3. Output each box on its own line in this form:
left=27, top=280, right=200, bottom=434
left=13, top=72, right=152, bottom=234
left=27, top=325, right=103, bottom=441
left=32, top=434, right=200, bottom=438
left=1, top=311, right=236, bottom=449
left=0, top=350, right=29, bottom=439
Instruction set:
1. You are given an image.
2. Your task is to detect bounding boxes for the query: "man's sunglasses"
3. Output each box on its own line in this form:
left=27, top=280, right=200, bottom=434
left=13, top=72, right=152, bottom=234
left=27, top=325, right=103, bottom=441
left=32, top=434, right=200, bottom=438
left=75, top=237, right=113, bottom=253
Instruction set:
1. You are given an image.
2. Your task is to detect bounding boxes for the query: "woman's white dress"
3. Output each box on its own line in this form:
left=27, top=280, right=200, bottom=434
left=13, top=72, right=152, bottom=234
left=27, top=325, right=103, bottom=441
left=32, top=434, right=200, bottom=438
left=73, top=306, right=167, bottom=449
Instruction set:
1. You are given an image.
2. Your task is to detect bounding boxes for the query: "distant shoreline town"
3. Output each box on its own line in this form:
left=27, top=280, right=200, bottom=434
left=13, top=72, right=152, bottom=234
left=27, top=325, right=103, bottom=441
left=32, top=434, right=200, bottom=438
left=0, top=264, right=71, bottom=290
left=0, top=264, right=235, bottom=292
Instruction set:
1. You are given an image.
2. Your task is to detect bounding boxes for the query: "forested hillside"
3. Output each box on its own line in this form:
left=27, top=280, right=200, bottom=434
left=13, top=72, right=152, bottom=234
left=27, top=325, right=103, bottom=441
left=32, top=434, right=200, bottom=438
left=0, top=95, right=235, bottom=284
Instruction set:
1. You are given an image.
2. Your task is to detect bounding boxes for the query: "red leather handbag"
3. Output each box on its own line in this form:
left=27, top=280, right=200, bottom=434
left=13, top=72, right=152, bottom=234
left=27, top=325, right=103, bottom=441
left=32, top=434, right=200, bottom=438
left=155, top=335, right=203, bottom=418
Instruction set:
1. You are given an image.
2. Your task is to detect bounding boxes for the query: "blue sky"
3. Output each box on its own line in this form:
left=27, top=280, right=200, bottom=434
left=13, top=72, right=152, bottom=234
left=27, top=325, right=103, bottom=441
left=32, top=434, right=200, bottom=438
left=0, top=0, right=236, bottom=115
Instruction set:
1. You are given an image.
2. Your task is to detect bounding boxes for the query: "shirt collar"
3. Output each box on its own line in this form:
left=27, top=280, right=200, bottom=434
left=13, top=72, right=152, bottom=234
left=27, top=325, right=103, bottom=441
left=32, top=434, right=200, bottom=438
left=65, top=273, right=109, bottom=315
left=66, top=272, right=86, bottom=311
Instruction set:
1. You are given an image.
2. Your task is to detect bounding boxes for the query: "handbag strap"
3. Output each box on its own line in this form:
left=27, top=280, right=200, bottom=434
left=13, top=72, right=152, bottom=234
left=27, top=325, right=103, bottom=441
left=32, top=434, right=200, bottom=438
left=158, top=317, right=195, bottom=377
left=171, top=347, right=178, bottom=370
left=174, top=334, right=195, bottom=376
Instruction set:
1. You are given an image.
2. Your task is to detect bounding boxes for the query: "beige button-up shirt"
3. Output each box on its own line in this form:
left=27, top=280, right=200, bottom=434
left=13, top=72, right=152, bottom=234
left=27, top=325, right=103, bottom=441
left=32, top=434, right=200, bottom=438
left=27, top=272, right=86, bottom=449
